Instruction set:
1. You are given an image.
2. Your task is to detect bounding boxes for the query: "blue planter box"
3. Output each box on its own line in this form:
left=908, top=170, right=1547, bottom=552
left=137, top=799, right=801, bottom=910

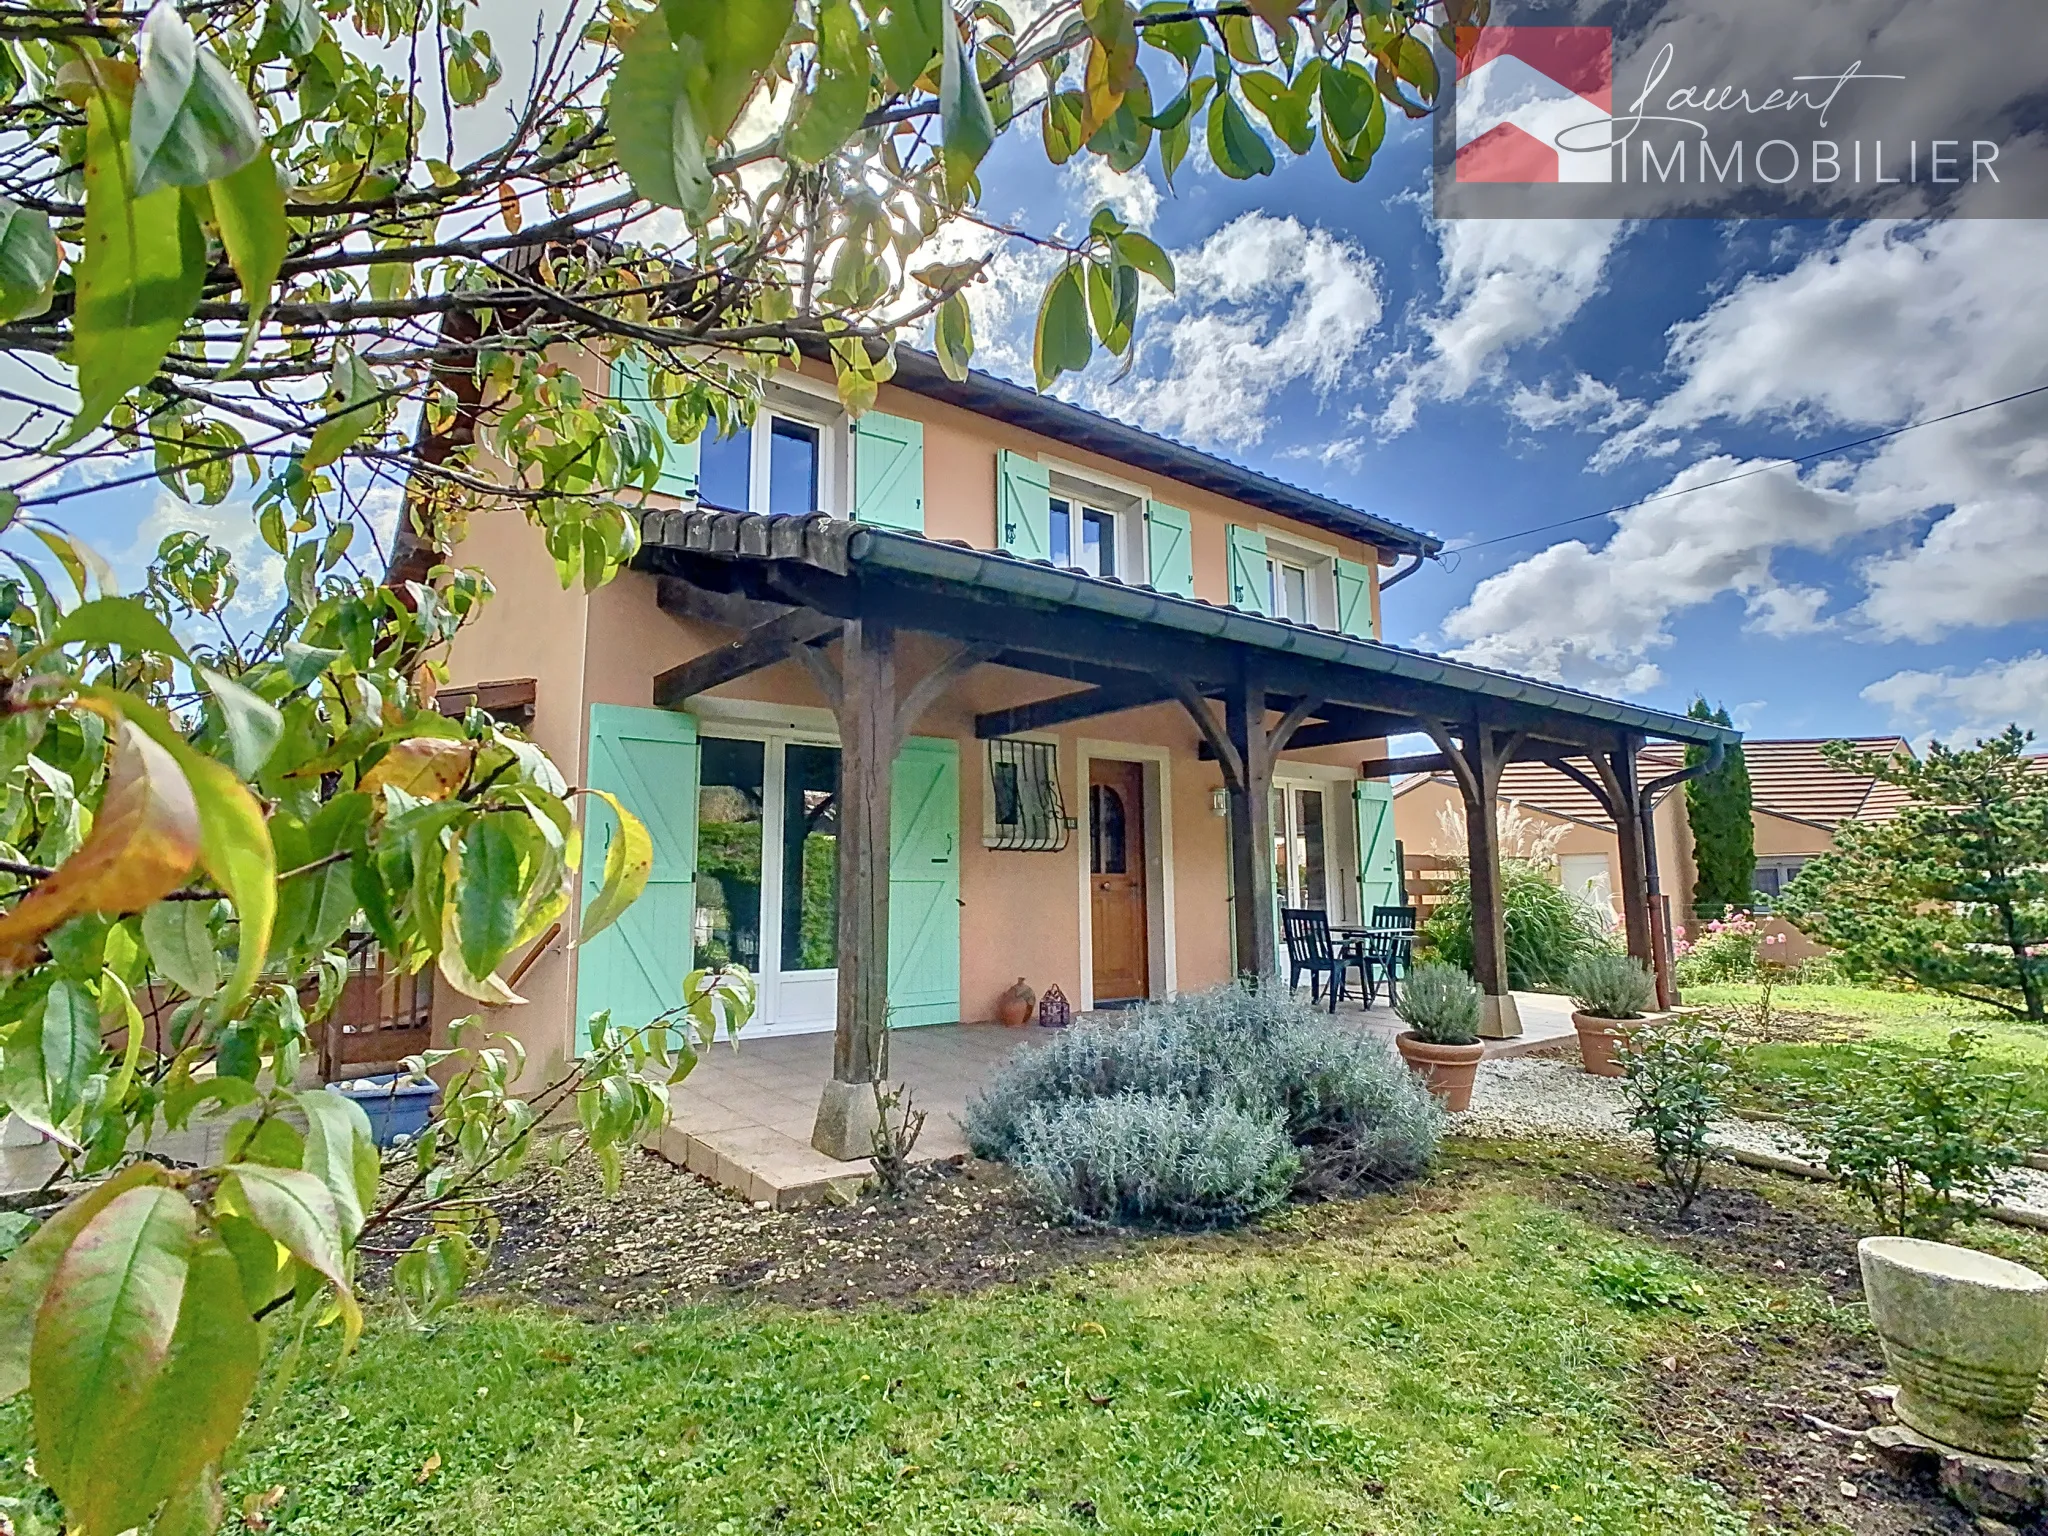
left=330, top=1076, right=440, bottom=1147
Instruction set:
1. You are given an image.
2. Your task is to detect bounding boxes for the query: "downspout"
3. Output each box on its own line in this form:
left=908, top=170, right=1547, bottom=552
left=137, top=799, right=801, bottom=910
left=1377, top=552, right=1430, bottom=591
left=1636, top=739, right=1727, bottom=1010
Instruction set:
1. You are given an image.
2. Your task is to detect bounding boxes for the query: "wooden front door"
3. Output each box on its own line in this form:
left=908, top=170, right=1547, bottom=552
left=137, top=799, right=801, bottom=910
left=1089, top=759, right=1150, bottom=1003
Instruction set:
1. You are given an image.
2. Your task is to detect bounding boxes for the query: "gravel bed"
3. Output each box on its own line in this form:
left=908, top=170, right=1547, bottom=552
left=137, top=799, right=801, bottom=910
left=1457, top=1056, right=2048, bottom=1222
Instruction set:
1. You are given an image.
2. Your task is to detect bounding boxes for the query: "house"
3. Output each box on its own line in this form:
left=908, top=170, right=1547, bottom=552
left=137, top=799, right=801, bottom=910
left=1390, top=735, right=1915, bottom=938
left=396, top=346, right=1736, bottom=1158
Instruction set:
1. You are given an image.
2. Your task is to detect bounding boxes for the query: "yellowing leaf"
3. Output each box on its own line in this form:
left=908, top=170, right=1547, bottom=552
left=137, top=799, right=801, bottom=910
left=209, top=151, right=287, bottom=375
left=415, top=1451, right=441, bottom=1484
left=361, top=738, right=475, bottom=799
left=577, top=788, right=650, bottom=942
left=0, top=720, right=200, bottom=972
left=219, top=1165, right=361, bottom=1346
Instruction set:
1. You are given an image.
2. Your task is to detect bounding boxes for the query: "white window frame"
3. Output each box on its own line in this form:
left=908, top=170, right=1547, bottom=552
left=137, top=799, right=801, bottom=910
left=703, top=377, right=851, bottom=517
left=1260, top=529, right=1338, bottom=628
left=1045, top=463, right=1147, bottom=581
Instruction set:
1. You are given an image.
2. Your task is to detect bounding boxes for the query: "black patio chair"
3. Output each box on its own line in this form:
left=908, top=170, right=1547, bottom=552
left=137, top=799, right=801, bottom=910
left=1358, top=927, right=1414, bottom=1010
left=1282, top=907, right=1367, bottom=1013
left=1370, top=905, right=1417, bottom=929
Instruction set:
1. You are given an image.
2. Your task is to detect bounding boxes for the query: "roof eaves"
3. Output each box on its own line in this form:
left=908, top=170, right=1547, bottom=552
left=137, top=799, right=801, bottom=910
left=843, top=525, right=1738, bottom=749
left=883, top=350, right=1443, bottom=560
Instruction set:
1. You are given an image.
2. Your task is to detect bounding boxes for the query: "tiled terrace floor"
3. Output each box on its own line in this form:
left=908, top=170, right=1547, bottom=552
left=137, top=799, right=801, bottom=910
left=656, top=990, right=1581, bottom=1206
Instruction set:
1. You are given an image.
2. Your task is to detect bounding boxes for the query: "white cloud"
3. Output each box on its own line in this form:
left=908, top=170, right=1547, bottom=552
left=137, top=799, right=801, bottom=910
left=1439, top=457, right=1877, bottom=692
left=1506, top=372, right=1640, bottom=432
left=1602, top=218, right=2048, bottom=642
left=1447, top=218, right=2048, bottom=694
left=130, top=492, right=285, bottom=617
left=1080, top=213, right=1384, bottom=451
left=1060, top=158, right=1161, bottom=231
left=1379, top=220, right=1627, bottom=433
left=1862, top=654, right=2048, bottom=745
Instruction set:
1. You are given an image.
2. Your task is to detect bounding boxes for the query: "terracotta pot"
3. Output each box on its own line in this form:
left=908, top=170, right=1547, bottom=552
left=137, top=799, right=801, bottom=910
left=1860, top=1235, right=2048, bottom=1458
left=995, top=977, right=1036, bottom=1029
left=1573, top=1011, right=1641, bottom=1077
left=1395, top=1032, right=1484, bottom=1113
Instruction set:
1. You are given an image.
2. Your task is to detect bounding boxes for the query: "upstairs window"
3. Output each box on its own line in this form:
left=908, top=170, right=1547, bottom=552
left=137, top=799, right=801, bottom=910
left=1049, top=496, right=1120, bottom=578
left=696, top=387, right=845, bottom=515
left=1267, top=557, right=1310, bottom=622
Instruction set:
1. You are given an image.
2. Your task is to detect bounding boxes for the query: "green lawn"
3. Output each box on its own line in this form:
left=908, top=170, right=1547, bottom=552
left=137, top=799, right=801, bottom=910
left=1685, top=981, right=2048, bottom=1120
left=0, top=1182, right=1770, bottom=1536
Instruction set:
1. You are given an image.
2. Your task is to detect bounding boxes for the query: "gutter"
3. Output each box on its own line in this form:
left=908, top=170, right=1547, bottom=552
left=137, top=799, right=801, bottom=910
left=848, top=526, right=1739, bottom=750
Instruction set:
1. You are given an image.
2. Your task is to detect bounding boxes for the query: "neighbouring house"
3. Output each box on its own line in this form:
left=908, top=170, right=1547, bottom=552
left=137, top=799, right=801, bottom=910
left=1391, top=735, right=1916, bottom=952
left=392, top=346, right=1735, bottom=1158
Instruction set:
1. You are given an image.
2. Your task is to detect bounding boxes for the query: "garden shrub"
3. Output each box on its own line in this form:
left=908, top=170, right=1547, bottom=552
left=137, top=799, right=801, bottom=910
left=1568, top=952, right=1656, bottom=1020
left=1008, top=1094, right=1300, bottom=1229
left=1783, top=1030, right=2047, bottom=1235
left=1620, top=1017, right=1732, bottom=1215
left=1586, top=1249, right=1708, bottom=1313
left=1673, top=911, right=1764, bottom=984
left=1396, top=962, right=1482, bottom=1044
left=965, top=986, right=1443, bottom=1227
left=1421, top=858, right=1609, bottom=989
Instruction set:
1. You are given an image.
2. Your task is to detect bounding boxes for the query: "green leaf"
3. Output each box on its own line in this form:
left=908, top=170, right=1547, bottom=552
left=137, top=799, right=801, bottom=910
left=1239, top=67, right=1313, bottom=154
left=60, top=87, right=209, bottom=448
left=1319, top=59, right=1377, bottom=145
left=455, top=814, right=523, bottom=981
left=47, top=594, right=188, bottom=659
left=0, top=1161, right=168, bottom=1401
left=1042, top=88, right=1087, bottom=163
left=122, top=1234, right=260, bottom=1528
left=302, top=348, right=384, bottom=470
left=260, top=0, right=322, bottom=57
left=1206, top=86, right=1276, bottom=179
left=297, top=1088, right=378, bottom=1245
left=142, top=898, right=218, bottom=998
left=873, top=0, right=941, bottom=91
left=1032, top=263, right=1091, bottom=390
left=938, top=14, right=996, bottom=202
left=660, top=0, right=794, bottom=142
left=30, top=1185, right=197, bottom=1536
left=578, top=789, right=650, bottom=942
left=1, top=979, right=102, bottom=1144
left=198, top=667, right=283, bottom=779
left=1113, top=231, right=1174, bottom=292
left=218, top=1164, right=359, bottom=1341
left=0, top=196, right=57, bottom=321
left=209, top=150, right=287, bottom=374
left=130, top=1, right=264, bottom=195
left=785, top=0, right=870, bottom=164
left=934, top=289, right=973, bottom=382
left=607, top=20, right=714, bottom=216
left=1136, top=1, right=1203, bottom=68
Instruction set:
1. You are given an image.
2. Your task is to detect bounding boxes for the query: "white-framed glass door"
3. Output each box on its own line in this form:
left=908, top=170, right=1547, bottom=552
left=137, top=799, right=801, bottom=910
left=1271, top=780, right=1329, bottom=912
left=692, top=729, right=842, bottom=1034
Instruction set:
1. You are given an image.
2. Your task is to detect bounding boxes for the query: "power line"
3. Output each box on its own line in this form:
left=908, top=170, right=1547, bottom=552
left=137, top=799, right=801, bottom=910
left=1451, top=379, right=2048, bottom=558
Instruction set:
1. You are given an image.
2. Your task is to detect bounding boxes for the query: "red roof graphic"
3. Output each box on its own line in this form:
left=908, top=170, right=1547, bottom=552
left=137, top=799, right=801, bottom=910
left=1455, top=26, right=1613, bottom=112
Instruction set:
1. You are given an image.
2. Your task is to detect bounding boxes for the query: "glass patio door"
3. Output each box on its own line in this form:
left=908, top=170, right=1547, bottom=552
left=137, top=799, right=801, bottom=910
left=1272, top=782, right=1329, bottom=911
left=693, top=733, right=842, bottom=1034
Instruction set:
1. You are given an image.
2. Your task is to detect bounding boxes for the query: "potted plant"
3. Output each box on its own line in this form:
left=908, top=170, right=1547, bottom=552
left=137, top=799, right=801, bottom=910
left=1394, top=963, right=1486, bottom=1112
left=1568, top=953, right=1657, bottom=1077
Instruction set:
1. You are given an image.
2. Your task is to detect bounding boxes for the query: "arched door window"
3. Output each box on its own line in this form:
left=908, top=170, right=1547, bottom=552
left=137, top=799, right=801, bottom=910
left=1089, top=784, right=1128, bottom=875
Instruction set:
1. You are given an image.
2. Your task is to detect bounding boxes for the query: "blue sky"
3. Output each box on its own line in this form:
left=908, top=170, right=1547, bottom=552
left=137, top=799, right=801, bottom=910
left=25, top=90, right=2047, bottom=749
left=952, top=105, right=2048, bottom=748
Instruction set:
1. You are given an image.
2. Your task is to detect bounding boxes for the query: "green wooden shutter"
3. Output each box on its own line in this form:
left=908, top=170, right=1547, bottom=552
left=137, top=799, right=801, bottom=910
left=611, top=351, right=699, bottom=498
left=853, top=411, right=925, bottom=532
left=1144, top=501, right=1195, bottom=596
left=575, top=705, right=699, bottom=1052
left=1335, top=558, right=1375, bottom=638
left=997, top=450, right=1051, bottom=561
left=887, top=736, right=960, bottom=1028
left=1354, top=780, right=1399, bottom=917
left=1226, top=525, right=1271, bottom=614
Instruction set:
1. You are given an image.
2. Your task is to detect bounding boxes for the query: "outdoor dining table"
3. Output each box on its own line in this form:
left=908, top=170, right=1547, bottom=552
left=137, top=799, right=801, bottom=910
left=1328, top=927, right=1415, bottom=1006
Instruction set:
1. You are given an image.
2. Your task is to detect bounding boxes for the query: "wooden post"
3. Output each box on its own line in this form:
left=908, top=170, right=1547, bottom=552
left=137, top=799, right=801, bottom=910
left=1224, top=667, right=1280, bottom=985
left=811, top=618, right=895, bottom=1159
left=1423, top=719, right=1523, bottom=1039
left=1597, top=745, right=1656, bottom=974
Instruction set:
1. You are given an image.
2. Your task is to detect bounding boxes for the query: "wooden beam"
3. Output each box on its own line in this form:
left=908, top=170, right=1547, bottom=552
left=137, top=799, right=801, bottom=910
left=1420, top=718, right=1523, bottom=1039
left=1224, top=664, right=1280, bottom=982
left=1169, top=678, right=1242, bottom=794
left=1359, top=751, right=1451, bottom=780
left=651, top=609, right=841, bottom=708
left=894, top=642, right=996, bottom=750
left=822, top=619, right=895, bottom=1115
left=654, top=575, right=790, bottom=628
left=975, top=680, right=1175, bottom=740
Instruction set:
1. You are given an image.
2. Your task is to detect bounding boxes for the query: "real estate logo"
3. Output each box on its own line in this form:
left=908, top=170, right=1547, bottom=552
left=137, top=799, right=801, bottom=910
left=1433, top=0, right=2045, bottom=220
left=1453, top=27, right=1614, bottom=184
